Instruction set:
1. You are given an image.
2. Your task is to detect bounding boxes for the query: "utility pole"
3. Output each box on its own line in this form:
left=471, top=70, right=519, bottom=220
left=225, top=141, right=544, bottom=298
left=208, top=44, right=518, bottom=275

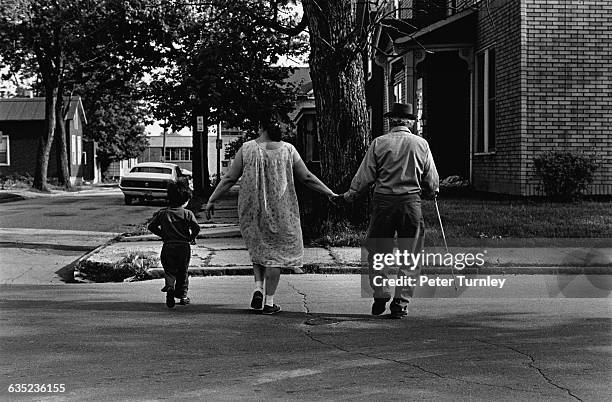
left=161, top=119, right=168, bottom=162
left=216, top=121, right=222, bottom=184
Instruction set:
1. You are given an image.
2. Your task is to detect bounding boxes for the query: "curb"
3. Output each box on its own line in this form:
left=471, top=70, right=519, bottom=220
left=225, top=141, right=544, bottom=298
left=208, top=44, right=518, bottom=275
left=138, top=264, right=612, bottom=279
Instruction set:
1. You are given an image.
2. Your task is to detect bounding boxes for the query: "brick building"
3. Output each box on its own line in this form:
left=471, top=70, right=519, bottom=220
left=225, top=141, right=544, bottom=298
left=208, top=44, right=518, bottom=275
left=368, top=0, right=611, bottom=195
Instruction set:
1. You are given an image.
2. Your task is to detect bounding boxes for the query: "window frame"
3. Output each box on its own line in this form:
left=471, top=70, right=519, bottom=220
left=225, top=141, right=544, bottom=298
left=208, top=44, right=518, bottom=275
left=71, top=134, right=77, bottom=164
left=0, top=132, right=10, bottom=166
left=474, top=46, right=496, bottom=155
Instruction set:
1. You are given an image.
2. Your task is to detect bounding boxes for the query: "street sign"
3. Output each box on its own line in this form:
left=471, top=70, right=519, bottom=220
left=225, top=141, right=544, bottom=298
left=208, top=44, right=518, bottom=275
left=216, top=139, right=223, bottom=150
left=207, top=125, right=217, bottom=136
left=196, top=116, right=204, bottom=132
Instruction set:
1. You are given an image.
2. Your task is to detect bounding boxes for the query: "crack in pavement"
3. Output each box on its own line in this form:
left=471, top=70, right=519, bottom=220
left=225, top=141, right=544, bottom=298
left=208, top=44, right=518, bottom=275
left=286, top=280, right=310, bottom=314
left=476, top=338, right=583, bottom=401
left=284, top=279, right=548, bottom=396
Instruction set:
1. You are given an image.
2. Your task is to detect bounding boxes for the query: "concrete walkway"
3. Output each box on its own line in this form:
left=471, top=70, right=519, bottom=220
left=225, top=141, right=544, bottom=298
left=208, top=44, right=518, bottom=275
left=77, top=224, right=612, bottom=280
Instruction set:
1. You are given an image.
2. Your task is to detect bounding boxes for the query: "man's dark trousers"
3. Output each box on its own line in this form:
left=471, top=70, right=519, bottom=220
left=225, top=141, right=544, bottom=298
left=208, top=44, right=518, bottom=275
left=160, top=243, right=191, bottom=298
left=366, top=193, right=424, bottom=313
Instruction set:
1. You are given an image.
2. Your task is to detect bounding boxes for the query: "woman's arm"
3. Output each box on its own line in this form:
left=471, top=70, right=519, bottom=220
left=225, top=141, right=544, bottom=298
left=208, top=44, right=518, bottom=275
left=205, top=147, right=244, bottom=219
left=293, top=157, right=337, bottom=197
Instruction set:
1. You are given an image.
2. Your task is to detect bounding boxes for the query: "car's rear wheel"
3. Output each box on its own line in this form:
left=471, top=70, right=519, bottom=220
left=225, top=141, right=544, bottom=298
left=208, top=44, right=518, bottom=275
left=124, top=195, right=133, bottom=205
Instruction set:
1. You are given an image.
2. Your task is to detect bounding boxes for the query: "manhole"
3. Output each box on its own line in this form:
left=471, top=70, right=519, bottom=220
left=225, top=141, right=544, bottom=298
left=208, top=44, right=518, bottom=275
left=44, top=212, right=77, bottom=217
left=304, top=317, right=341, bottom=326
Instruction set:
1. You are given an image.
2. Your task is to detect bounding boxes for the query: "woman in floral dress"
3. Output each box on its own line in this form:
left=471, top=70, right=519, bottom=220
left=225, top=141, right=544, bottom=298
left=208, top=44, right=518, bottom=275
left=205, top=119, right=337, bottom=314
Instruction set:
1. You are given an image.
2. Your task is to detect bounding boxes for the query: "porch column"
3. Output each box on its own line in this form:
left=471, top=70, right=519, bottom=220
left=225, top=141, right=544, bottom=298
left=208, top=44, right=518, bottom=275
left=458, top=48, right=474, bottom=183
left=403, top=52, right=415, bottom=108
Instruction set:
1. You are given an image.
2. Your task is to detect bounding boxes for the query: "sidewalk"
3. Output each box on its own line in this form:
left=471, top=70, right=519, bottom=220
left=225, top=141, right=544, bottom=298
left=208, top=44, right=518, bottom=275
left=0, top=183, right=119, bottom=203
left=76, top=223, right=612, bottom=281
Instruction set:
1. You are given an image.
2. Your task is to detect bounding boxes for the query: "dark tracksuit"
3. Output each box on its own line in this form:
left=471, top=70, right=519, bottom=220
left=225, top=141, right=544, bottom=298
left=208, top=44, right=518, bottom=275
left=148, top=207, right=200, bottom=298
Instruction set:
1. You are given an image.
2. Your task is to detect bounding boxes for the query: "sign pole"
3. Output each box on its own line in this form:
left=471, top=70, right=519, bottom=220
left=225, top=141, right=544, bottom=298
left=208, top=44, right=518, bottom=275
left=216, top=122, right=222, bottom=184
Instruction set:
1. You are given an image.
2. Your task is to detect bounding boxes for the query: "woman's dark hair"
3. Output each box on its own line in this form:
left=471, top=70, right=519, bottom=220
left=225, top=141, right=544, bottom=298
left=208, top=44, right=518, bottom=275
left=261, top=119, right=283, bottom=142
left=167, top=178, right=192, bottom=207
left=259, top=110, right=285, bottom=141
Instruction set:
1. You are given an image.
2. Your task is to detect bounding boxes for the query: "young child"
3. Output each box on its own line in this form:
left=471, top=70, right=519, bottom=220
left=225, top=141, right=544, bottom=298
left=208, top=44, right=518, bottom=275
left=148, top=179, right=200, bottom=308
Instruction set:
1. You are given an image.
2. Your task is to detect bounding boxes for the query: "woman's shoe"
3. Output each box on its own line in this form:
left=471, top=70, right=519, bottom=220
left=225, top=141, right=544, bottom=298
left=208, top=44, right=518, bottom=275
left=262, top=304, right=281, bottom=315
left=250, top=290, right=264, bottom=309
left=179, top=297, right=190, bottom=305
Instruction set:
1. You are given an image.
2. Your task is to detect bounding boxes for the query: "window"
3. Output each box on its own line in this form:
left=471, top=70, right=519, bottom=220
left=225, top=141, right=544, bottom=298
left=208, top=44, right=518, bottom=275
left=164, top=147, right=192, bottom=161
left=0, top=132, right=9, bottom=165
left=447, top=0, right=457, bottom=16
left=73, top=113, right=79, bottom=130
left=394, top=0, right=400, bottom=19
left=76, top=136, right=82, bottom=165
left=475, top=47, right=496, bottom=153
left=81, top=152, right=87, bottom=165
left=130, top=166, right=173, bottom=175
left=71, top=135, right=76, bottom=164
left=393, top=81, right=403, bottom=103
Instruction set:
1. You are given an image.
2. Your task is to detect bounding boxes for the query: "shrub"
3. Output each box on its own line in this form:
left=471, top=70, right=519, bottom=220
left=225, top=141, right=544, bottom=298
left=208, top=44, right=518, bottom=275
left=534, top=151, right=598, bottom=199
left=77, top=252, right=157, bottom=282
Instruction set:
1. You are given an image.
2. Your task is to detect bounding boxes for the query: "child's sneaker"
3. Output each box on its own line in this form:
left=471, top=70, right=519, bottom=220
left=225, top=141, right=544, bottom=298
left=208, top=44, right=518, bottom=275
left=179, top=297, right=190, bottom=305
left=166, top=288, right=175, bottom=308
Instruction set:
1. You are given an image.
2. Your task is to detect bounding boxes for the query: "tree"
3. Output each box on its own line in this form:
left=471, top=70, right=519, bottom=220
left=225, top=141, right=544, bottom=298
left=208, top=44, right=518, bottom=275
left=0, top=0, right=188, bottom=190
left=148, top=0, right=305, bottom=197
left=257, top=0, right=457, bottom=224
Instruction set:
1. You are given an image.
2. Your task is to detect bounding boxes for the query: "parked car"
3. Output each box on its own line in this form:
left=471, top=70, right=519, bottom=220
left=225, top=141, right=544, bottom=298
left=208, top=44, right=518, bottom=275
left=119, top=162, right=191, bottom=205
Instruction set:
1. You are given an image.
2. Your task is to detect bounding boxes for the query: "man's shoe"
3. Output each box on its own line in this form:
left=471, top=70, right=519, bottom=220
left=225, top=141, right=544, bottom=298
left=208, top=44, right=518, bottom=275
left=179, top=297, right=190, bottom=305
left=250, top=290, right=263, bottom=310
left=166, top=288, right=175, bottom=308
left=262, top=304, right=281, bottom=315
left=371, top=298, right=389, bottom=316
left=390, top=310, right=408, bottom=319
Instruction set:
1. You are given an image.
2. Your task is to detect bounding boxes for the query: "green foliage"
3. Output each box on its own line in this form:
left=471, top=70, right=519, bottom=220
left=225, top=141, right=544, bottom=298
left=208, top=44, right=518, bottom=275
left=147, top=1, right=306, bottom=132
left=534, top=151, right=598, bottom=199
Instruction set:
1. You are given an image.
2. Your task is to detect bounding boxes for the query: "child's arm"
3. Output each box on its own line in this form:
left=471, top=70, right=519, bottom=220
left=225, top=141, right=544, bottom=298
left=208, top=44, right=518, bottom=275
left=147, top=211, right=164, bottom=239
left=188, top=211, right=200, bottom=243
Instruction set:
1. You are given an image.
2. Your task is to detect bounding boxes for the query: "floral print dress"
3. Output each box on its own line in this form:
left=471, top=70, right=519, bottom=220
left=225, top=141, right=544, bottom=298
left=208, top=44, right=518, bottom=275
left=238, top=140, right=303, bottom=269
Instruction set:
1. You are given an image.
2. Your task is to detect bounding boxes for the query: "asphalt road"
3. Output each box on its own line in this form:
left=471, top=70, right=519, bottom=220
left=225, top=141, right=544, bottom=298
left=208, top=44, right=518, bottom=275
left=0, top=276, right=610, bottom=401
left=0, top=189, right=159, bottom=284
left=0, top=188, right=160, bottom=233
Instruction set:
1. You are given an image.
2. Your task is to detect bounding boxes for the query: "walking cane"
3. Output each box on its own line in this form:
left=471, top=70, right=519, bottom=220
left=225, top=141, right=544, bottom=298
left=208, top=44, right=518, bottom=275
left=434, top=194, right=458, bottom=292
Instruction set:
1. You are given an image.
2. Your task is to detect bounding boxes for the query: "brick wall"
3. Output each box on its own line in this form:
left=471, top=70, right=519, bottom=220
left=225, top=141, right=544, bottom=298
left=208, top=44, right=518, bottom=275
left=472, top=0, right=523, bottom=194
left=522, top=0, right=612, bottom=195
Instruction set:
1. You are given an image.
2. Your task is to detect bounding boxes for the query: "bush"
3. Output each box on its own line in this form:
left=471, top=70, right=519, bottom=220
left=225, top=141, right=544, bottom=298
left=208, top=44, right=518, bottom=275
left=534, top=151, right=598, bottom=199
left=77, top=252, right=157, bottom=282
left=0, top=173, right=33, bottom=189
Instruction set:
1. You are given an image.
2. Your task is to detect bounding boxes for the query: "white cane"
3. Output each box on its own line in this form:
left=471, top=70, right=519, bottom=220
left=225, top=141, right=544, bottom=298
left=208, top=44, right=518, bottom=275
left=434, top=194, right=458, bottom=292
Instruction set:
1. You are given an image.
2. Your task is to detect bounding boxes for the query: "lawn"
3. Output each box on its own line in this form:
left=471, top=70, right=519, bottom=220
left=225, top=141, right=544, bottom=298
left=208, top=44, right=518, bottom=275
left=309, top=196, right=612, bottom=247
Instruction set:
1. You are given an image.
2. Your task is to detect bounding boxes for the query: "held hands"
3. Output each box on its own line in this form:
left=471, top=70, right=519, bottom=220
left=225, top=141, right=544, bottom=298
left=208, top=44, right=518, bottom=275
left=327, top=193, right=342, bottom=206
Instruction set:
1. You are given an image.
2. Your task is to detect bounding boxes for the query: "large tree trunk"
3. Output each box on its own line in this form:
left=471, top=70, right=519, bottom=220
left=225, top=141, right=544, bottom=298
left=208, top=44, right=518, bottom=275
left=33, top=86, right=58, bottom=191
left=303, top=0, right=370, bottom=224
left=55, top=88, right=72, bottom=189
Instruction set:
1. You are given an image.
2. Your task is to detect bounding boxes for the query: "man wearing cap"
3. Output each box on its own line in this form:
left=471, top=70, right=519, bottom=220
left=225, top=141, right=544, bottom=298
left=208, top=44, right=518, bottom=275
left=342, top=102, right=439, bottom=319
